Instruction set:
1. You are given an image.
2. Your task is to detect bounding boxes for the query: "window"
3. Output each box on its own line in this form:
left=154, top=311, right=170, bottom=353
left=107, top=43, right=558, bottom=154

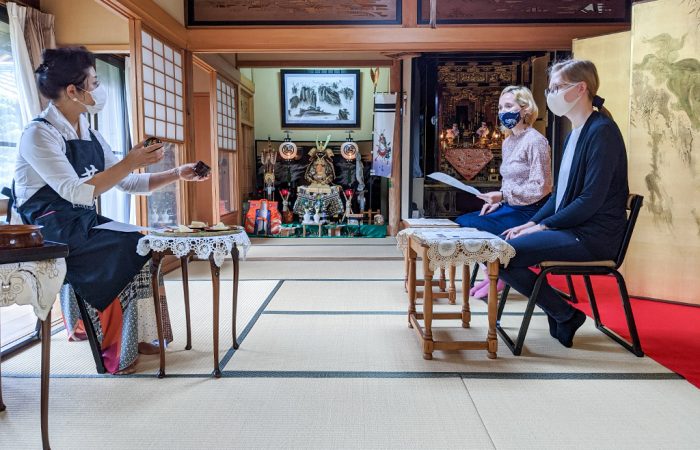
left=216, top=76, right=238, bottom=215
left=216, top=77, right=237, bottom=151
left=0, top=10, right=23, bottom=198
left=141, top=30, right=184, bottom=141
left=140, top=30, right=184, bottom=228
left=0, top=6, right=60, bottom=353
left=93, top=56, right=133, bottom=224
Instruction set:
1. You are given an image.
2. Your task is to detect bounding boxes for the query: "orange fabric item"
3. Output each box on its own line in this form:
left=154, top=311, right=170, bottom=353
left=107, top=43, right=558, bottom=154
left=245, top=200, right=282, bottom=235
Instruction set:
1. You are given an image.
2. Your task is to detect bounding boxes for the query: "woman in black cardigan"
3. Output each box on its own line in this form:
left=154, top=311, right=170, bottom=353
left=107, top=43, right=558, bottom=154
left=500, top=59, right=629, bottom=348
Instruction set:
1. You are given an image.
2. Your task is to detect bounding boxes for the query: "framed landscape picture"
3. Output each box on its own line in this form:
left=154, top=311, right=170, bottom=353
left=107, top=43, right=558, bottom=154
left=280, top=70, right=360, bottom=128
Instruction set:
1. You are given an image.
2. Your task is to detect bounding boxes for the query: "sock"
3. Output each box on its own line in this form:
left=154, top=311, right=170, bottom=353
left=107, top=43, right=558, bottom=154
left=470, top=278, right=489, bottom=296
left=556, top=309, right=586, bottom=348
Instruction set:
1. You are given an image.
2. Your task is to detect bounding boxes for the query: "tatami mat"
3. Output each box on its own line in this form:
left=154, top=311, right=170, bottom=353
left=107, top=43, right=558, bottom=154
left=466, top=379, right=700, bottom=449
left=2, top=280, right=278, bottom=376
left=250, top=237, right=398, bottom=246
left=164, top=259, right=408, bottom=281
left=246, top=243, right=403, bottom=259
left=0, top=377, right=494, bottom=449
left=3, top=239, right=694, bottom=449
left=226, top=313, right=671, bottom=375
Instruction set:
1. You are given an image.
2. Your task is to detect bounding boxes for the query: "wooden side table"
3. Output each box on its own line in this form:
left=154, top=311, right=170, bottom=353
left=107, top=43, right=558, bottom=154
left=137, top=231, right=251, bottom=378
left=1, top=242, right=68, bottom=450
left=404, top=230, right=515, bottom=360
left=397, top=221, right=461, bottom=304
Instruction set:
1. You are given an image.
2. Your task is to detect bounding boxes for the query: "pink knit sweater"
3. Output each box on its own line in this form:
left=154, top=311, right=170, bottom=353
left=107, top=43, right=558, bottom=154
left=500, top=127, right=552, bottom=206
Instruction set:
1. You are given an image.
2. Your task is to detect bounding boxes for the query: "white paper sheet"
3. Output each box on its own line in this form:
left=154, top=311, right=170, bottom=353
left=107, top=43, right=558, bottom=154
left=427, top=172, right=481, bottom=196
left=93, top=221, right=155, bottom=233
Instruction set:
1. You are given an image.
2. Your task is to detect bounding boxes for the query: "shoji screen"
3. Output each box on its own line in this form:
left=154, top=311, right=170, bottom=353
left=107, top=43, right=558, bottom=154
left=140, top=29, right=185, bottom=227
left=216, top=77, right=238, bottom=214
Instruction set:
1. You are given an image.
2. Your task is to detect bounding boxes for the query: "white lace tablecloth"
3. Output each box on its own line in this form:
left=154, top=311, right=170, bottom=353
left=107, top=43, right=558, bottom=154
left=137, top=231, right=252, bottom=267
left=398, top=228, right=515, bottom=270
left=0, top=259, right=67, bottom=321
left=396, top=227, right=476, bottom=251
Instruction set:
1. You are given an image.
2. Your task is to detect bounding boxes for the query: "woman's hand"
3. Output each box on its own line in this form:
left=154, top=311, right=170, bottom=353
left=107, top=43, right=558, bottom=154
left=125, top=139, right=164, bottom=170
left=176, top=163, right=210, bottom=181
left=479, top=202, right=501, bottom=216
left=502, top=221, right=537, bottom=240
left=477, top=191, right=503, bottom=204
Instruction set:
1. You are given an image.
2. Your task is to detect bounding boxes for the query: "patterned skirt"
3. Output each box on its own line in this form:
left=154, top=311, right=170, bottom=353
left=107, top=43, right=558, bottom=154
left=60, top=264, right=173, bottom=373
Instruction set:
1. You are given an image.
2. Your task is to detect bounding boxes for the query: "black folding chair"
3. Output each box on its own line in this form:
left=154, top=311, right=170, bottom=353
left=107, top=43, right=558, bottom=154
left=496, top=194, right=645, bottom=357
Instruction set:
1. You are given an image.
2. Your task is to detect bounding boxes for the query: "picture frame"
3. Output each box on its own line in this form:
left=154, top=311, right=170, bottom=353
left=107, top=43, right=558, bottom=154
left=280, top=70, right=361, bottom=129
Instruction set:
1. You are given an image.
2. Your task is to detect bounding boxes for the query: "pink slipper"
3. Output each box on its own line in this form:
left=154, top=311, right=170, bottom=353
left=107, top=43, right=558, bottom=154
left=470, top=278, right=489, bottom=296
left=473, top=279, right=506, bottom=299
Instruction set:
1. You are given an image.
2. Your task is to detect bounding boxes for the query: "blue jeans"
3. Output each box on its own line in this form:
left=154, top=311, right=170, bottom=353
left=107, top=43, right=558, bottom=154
left=455, top=202, right=542, bottom=236
left=498, top=229, right=595, bottom=322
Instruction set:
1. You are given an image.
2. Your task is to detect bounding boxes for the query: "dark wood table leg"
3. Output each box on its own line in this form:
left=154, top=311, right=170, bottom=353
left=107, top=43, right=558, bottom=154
left=180, top=256, right=192, bottom=350
left=232, top=245, right=240, bottom=350
left=40, top=311, right=51, bottom=450
left=150, top=253, right=166, bottom=378
left=407, top=241, right=417, bottom=329
left=209, top=255, right=222, bottom=378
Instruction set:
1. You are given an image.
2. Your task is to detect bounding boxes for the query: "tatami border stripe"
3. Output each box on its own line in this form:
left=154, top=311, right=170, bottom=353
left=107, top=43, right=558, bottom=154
left=4, top=371, right=682, bottom=381
left=218, top=280, right=285, bottom=372
left=218, top=370, right=683, bottom=380
left=262, top=310, right=545, bottom=316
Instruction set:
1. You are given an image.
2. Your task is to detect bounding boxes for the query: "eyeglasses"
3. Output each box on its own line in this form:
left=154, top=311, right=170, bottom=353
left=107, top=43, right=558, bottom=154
left=544, top=83, right=576, bottom=96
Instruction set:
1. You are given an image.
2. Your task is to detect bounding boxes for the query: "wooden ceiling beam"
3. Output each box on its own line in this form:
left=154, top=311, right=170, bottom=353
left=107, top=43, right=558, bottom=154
left=187, top=24, right=629, bottom=53
left=237, top=59, right=394, bottom=68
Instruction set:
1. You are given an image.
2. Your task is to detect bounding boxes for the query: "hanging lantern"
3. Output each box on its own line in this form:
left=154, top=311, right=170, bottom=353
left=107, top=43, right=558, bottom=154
left=340, top=130, right=358, bottom=161
left=278, top=130, right=298, bottom=161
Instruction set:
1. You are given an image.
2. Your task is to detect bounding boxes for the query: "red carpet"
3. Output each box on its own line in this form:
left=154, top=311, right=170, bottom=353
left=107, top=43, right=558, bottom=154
left=549, top=275, right=700, bottom=388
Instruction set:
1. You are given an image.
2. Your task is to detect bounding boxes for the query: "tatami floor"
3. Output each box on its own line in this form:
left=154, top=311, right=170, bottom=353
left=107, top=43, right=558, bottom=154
left=2, top=237, right=699, bottom=449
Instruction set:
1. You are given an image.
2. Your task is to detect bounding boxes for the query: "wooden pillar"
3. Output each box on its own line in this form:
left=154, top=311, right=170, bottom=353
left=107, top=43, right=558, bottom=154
left=388, top=59, right=402, bottom=236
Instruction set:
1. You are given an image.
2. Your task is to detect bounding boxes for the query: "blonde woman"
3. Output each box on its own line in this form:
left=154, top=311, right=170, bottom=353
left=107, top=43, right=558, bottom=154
left=501, top=59, right=628, bottom=348
left=456, top=86, right=552, bottom=299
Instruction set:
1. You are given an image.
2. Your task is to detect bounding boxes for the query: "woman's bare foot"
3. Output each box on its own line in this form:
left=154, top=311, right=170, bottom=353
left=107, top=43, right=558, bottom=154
left=138, top=342, right=161, bottom=355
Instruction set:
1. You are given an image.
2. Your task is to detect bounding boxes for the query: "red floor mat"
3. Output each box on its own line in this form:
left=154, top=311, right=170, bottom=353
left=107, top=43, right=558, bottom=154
left=549, top=275, right=700, bottom=388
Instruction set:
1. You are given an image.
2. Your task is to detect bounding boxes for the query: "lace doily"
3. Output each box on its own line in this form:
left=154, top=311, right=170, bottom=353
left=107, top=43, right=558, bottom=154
left=137, top=231, right=252, bottom=267
left=1, top=258, right=67, bottom=320
left=396, top=227, right=476, bottom=251
left=400, top=228, right=516, bottom=270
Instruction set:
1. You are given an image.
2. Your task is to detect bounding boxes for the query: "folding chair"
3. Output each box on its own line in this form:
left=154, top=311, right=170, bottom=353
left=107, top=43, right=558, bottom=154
left=496, top=194, right=645, bottom=357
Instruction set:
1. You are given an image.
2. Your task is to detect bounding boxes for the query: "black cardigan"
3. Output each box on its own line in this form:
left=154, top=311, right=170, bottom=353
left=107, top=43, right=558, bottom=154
left=530, top=112, right=629, bottom=260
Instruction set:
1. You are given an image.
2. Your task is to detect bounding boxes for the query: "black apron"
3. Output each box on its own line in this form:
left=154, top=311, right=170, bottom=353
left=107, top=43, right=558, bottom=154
left=14, top=117, right=150, bottom=311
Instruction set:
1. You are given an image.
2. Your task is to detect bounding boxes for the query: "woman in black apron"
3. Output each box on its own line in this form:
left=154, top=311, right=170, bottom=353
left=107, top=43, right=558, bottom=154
left=12, top=47, right=209, bottom=373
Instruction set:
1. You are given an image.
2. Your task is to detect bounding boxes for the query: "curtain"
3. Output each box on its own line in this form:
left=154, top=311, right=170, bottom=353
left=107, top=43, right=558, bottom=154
left=96, top=59, right=132, bottom=224
left=7, top=2, right=40, bottom=125
left=24, top=5, right=55, bottom=109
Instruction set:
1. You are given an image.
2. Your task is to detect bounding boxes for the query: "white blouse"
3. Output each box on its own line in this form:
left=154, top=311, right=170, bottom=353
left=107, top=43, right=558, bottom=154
left=13, top=103, right=150, bottom=208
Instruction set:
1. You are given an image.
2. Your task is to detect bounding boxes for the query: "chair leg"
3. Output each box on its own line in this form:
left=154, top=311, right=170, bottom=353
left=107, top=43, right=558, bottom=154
left=565, top=275, right=578, bottom=303
left=496, top=274, right=545, bottom=356
left=496, top=284, right=511, bottom=321
left=610, top=272, right=644, bottom=357
left=583, top=275, right=602, bottom=327
left=74, top=294, right=106, bottom=374
left=470, top=263, right=479, bottom=288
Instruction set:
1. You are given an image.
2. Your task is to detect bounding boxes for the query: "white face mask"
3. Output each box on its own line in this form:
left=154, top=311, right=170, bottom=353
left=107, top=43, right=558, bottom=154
left=546, top=83, right=581, bottom=117
left=74, top=84, right=107, bottom=115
